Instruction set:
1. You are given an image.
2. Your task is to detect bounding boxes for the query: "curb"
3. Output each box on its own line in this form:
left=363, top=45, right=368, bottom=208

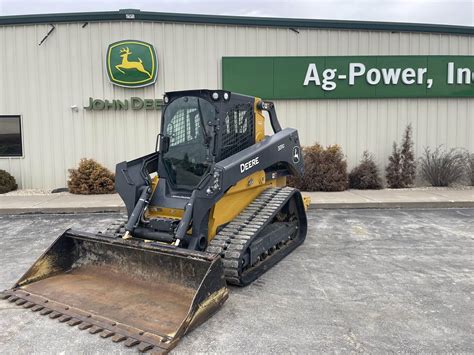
left=1, top=201, right=473, bottom=215
left=308, top=201, right=474, bottom=209
left=0, top=206, right=126, bottom=215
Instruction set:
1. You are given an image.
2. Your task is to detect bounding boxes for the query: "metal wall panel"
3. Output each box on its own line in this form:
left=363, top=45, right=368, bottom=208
left=0, top=21, right=472, bottom=188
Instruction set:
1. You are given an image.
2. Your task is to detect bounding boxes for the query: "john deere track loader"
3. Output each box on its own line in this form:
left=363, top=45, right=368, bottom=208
left=2, top=90, right=308, bottom=353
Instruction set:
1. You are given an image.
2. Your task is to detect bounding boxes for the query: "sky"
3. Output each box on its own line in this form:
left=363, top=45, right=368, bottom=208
left=0, top=0, right=472, bottom=26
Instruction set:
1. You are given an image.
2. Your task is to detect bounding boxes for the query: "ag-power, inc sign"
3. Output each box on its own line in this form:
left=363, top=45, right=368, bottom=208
left=222, top=56, right=474, bottom=99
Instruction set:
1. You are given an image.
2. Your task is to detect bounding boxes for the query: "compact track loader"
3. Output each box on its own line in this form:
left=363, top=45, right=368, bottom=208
left=2, top=90, right=308, bottom=353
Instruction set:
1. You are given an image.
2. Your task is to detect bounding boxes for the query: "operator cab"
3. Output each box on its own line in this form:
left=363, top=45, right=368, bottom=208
left=160, top=95, right=214, bottom=189
left=153, top=90, right=256, bottom=200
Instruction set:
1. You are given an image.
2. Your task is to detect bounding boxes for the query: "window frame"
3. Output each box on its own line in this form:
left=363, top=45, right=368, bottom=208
left=0, top=115, right=24, bottom=158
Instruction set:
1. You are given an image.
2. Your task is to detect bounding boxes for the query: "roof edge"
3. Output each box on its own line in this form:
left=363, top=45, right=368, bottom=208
left=0, top=9, right=472, bottom=35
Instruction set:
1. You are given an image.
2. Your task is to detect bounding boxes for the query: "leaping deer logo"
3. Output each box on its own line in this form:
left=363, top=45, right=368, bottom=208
left=116, top=47, right=152, bottom=78
left=293, top=146, right=300, bottom=163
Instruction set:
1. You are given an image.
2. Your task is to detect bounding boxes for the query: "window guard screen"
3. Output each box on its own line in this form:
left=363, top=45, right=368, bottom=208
left=219, top=103, right=254, bottom=161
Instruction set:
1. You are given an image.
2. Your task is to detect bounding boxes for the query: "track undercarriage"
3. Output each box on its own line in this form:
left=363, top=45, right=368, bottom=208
left=208, top=187, right=307, bottom=285
left=104, top=186, right=307, bottom=287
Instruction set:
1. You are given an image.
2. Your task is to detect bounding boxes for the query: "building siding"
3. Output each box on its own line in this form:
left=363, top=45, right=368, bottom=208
left=0, top=21, right=473, bottom=189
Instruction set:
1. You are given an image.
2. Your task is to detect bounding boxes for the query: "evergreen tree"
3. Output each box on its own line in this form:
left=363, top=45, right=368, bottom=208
left=349, top=151, right=383, bottom=189
left=400, top=124, right=416, bottom=186
left=386, top=142, right=404, bottom=188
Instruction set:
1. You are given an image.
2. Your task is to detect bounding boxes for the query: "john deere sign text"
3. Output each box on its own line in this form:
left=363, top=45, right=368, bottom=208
left=223, top=56, right=474, bottom=99
left=107, top=40, right=158, bottom=88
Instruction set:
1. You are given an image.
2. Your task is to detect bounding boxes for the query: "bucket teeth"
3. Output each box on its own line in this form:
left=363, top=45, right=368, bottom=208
left=40, top=308, right=52, bottom=316
left=138, top=342, right=154, bottom=352
left=2, top=296, right=181, bottom=354
left=78, top=322, right=92, bottom=330
left=100, top=330, right=115, bottom=338
left=1, top=291, right=198, bottom=354
left=112, top=334, right=127, bottom=343
left=124, top=338, right=140, bottom=347
left=67, top=319, right=81, bottom=326
left=58, top=315, right=72, bottom=323
left=31, top=305, right=44, bottom=312
left=49, top=311, right=61, bottom=319
left=89, top=326, right=104, bottom=334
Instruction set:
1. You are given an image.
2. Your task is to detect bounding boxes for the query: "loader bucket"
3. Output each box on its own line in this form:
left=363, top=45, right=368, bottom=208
left=1, top=230, right=228, bottom=353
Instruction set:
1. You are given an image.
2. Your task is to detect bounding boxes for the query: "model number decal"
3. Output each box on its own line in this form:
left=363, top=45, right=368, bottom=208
left=240, top=157, right=259, bottom=173
left=278, top=144, right=285, bottom=151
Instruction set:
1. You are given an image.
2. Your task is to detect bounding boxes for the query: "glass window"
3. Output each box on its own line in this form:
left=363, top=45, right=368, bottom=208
left=0, top=116, right=22, bottom=157
left=162, top=96, right=214, bottom=188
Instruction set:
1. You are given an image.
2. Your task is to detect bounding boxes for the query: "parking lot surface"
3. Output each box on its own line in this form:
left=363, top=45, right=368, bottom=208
left=0, top=209, right=473, bottom=353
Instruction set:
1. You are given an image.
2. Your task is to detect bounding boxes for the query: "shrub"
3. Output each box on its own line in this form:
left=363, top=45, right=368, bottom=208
left=68, top=158, right=115, bottom=194
left=386, top=142, right=404, bottom=188
left=349, top=151, right=383, bottom=189
left=469, top=154, right=474, bottom=186
left=419, top=146, right=466, bottom=187
left=0, top=169, right=18, bottom=194
left=288, top=144, right=348, bottom=191
left=386, top=124, right=416, bottom=188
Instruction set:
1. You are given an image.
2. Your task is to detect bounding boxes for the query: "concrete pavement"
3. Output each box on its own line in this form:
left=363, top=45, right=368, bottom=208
left=0, top=187, right=473, bottom=214
left=1, top=209, right=473, bottom=353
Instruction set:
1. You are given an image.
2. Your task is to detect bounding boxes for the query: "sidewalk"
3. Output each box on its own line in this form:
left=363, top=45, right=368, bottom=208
left=0, top=188, right=473, bottom=214
left=304, top=187, right=474, bottom=209
left=0, top=193, right=124, bottom=214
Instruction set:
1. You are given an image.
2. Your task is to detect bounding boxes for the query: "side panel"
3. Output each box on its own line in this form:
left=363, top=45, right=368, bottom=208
left=216, top=127, right=303, bottom=191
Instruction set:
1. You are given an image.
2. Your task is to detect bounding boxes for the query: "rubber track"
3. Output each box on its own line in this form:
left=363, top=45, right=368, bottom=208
left=207, top=187, right=296, bottom=285
left=101, top=216, right=128, bottom=237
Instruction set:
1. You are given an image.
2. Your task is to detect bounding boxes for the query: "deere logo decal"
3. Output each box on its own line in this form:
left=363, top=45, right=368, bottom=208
left=106, top=40, right=157, bottom=88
